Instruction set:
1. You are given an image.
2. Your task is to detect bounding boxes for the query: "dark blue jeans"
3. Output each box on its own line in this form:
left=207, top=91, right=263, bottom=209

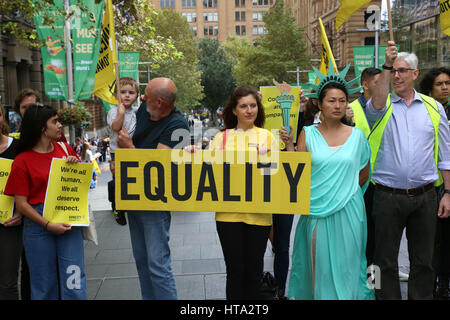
left=272, top=214, right=294, bottom=295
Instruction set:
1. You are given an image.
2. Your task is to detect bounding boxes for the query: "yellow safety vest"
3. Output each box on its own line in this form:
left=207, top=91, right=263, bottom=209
left=349, top=99, right=371, bottom=138
left=367, top=93, right=443, bottom=186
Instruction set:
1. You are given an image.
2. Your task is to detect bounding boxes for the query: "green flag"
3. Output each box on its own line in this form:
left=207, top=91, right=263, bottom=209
left=33, top=0, right=67, bottom=101
left=118, top=51, right=140, bottom=81
left=72, top=0, right=104, bottom=101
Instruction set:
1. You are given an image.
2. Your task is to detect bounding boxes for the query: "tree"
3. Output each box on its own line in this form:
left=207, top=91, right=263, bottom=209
left=149, top=9, right=204, bottom=111
left=223, top=1, right=310, bottom=88
left=197, top=38, right=235, bottom=123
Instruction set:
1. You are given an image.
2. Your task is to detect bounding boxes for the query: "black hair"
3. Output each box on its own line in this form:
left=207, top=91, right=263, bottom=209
left=223, top=86, right=265, bottom=129
left=419, top=67, right=450, bottom=96
left=318, top=82, right=349, bottom=103
left=361, top=67, right=382, bottom=84
left=17, top=104, right=58, bottom=155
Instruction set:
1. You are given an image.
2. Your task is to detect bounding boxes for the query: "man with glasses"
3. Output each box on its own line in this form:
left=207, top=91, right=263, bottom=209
left=364, top=42, right=450, bottom=300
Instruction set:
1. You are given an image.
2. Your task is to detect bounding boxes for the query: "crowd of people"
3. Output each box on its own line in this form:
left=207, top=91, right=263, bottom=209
left=0, top=40, right=449, bottom=301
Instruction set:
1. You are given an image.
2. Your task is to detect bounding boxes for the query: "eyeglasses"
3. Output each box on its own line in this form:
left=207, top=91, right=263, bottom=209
left=390, top=68, right=415, bottom=75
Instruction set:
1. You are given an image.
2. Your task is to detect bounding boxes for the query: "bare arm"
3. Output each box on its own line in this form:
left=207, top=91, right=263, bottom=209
left=438, top=170, right=450, bottom=218
left=111, top=104, right=126, bottom=132
left=15, top=195, right=71, bottom=234
left=359, top=162, right=370, bottom=187
left=371, top=41, right=398, bottom=110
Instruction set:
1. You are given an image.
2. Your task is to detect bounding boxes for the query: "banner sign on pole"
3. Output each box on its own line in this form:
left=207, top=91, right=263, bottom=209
left=33, top=0, right=68, bottom=101
left=353, top=45, right=400, bottom=85
left=119, top=51, right=140, bottom=81
left=115, top=149, right=311, bottom=215
left=43, top=159, right=93, bottom=226
left=72, top=0, right=104, bottom=101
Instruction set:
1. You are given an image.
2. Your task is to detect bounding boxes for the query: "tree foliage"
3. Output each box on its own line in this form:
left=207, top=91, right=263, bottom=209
left=197, top=38, right=235, bottom=116
left=223, top=1, right=310, bottom=88
left=149, top=9, right=204, bottom=111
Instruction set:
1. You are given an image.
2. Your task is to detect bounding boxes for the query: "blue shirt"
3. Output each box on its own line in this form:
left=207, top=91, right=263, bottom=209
left=365, top=89, right=450, bottom=189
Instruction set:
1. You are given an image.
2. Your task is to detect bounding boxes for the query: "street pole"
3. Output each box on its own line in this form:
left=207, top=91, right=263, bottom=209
left=287, top=66, right=312, bottom=87
left=64, top=0, right=75, bottom=143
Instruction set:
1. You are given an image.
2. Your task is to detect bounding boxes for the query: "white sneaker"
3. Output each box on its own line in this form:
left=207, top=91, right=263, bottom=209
left=399, top=270, right=409, bottom=282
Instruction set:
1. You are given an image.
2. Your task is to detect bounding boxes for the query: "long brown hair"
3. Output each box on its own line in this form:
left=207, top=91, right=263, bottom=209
left=222, top=86, right=265, bottom=129
left=0, top=104, right=10, bottom=135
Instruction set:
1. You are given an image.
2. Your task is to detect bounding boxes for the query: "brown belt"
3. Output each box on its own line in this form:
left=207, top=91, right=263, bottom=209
left=375, top=183, right=434, bottom=197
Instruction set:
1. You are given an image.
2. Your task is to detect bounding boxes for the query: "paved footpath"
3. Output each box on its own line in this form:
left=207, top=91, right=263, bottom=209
left=86, top=161, right=409, bottom=300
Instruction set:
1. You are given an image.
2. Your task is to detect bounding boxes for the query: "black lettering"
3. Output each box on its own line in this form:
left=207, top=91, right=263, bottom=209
left=196, top=162, right=218, bottom=201
left=143, top=161, right=167, bottom=203
left=282, top=162, right=305, bottom=202
left=223, top=163, right=240, bottom=202
left=171, top=162, right=192, bottom=201
left=120, top=161, right=139, bottom=200
left=257, top=163, right=277, bottom=202
left=245, top=162, right=252, bottom=202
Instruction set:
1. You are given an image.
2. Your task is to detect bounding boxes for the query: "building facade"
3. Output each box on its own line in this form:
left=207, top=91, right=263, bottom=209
left=284, top=0, right=383, bottom=69
left=148, top=0, right=275, bottom=42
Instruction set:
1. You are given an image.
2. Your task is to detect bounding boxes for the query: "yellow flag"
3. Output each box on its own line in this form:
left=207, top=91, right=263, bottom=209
left=317, top=18, right=338, bottom=84
left=94, top=0, right=119, bottom=105
left=441, top=0, right=450, bottom=36
left=336, top=0, right=371, bottom=30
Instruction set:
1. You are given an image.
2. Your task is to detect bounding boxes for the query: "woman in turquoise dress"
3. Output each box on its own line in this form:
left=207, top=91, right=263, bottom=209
left=281, top=79, right=375, bottom=300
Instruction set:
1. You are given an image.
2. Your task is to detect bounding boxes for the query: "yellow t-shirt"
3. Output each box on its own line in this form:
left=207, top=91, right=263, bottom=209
left=209, top=126, right=278, bottom=226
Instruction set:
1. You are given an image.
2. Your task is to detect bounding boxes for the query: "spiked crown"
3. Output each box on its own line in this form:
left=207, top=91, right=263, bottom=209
left=305, top=58, right=362, bottom=99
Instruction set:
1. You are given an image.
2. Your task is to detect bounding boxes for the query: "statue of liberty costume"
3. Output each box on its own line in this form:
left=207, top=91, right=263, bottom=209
left=287, top=62, right=375, bottom=300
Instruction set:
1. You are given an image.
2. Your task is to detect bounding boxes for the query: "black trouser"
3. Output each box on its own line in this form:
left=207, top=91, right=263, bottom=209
left=433, top=187, right=450, bottom=279
left=364, top=183, right=375, bottom=266
left=216, top=221, right=271, bottom=300
left=0, top=225, right=22, bottom=300
left=372, top=186, right=437, bottom=300
left=272, top=214, right=294, bottom=295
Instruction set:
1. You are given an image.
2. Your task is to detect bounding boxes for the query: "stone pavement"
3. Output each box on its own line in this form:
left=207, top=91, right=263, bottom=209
left=86, top=161, right=409, bottom=300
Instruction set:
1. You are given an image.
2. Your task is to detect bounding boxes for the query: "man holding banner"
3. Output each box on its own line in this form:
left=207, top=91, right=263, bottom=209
left=117, top=77, right=189, bottom=300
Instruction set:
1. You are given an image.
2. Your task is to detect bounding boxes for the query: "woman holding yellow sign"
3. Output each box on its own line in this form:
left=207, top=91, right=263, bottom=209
left=4, top=104, right=86, bottom=300
left=205, top=86, right=278, bottom=300
left=0, top=104, right=21, bottom=300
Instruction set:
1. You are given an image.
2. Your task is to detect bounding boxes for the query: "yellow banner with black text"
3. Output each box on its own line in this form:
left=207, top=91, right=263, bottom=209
left=115, top=149, right=310, bottom=215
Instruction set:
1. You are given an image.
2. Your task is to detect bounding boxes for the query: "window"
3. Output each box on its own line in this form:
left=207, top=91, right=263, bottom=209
left=253, top=11, right=263, bottom=21
left=184, top=0, right=196, bottom=8
left=241, top=12, right=246, bottom=21
left=190, top=26, right=197, bottom=36
left=235, top=11, right=240, bottom=21
left=253, top=25, right=258, bottom=35
left=161, top=0, right=175, bottom=8
left=241, top=25, right=246, bottom=35
left=235, top=0, right=240, bottom=7
left=236, top=25, right=241, bottom=35
left=204, top=0, right=217, bottom=8
left=214, top=26, right=218, bottom=36
left=182, top=0, right=186, bottom=8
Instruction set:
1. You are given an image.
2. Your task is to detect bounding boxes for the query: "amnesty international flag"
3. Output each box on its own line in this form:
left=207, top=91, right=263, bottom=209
left=317, top=18, right=338, bottom=84
left=336, top=0, right=372, bottom=30
left=93, top=0, right=118, bottom=105
left=441, top=0, right=450, bottom=36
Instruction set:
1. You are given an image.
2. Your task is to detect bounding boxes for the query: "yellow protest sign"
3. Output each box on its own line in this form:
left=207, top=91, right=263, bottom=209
left=441, top=0, right=450, bottom=36
left=43, top=159, right=93, bottom=226
left=115, top=149, right=310, bottom=215
left=261, top=86, right=301, bottom=149
left=0, top=158, right=14, bottom=224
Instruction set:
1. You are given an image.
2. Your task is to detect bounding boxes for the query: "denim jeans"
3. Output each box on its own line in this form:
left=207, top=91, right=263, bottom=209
left=272, top=214, right=294, bottom=295
left=23, top=204, right=86, bottom=300
left=127, top=210, right=177, bottom=300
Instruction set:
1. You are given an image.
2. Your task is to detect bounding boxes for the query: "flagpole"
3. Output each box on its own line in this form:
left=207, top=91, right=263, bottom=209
left=386, top=0, right=394, bottom=41
left=64, top=0, right=75, bottom=143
